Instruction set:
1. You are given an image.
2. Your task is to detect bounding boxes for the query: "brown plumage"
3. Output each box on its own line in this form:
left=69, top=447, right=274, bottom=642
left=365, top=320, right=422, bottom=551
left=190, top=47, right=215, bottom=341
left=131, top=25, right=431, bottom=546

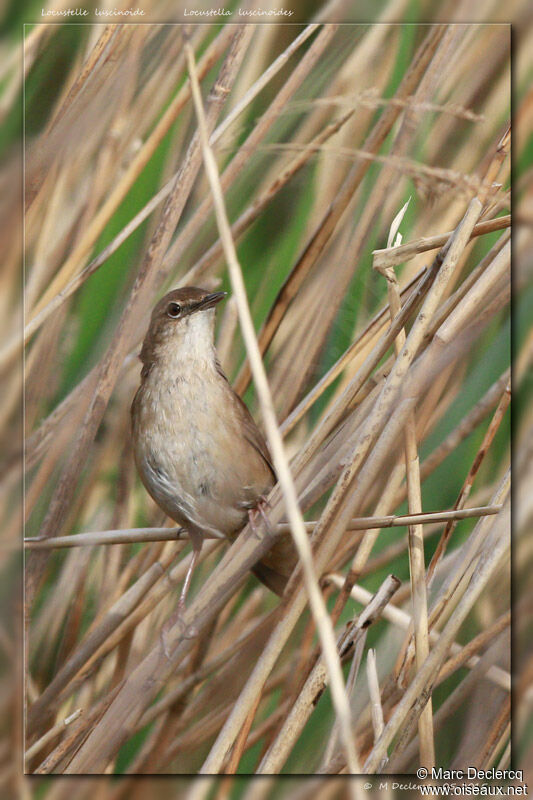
left=131, top=287, right=287, bottom=596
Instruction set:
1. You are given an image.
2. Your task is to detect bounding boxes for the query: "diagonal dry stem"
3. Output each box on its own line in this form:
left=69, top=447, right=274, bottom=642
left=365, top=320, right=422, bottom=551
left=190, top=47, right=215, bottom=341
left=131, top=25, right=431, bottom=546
left=426, top=378, right=510, bottom=585
left=255, top=575, right=400, bottom=775
left=363, top=498, right=509, bottom=772
left=234, top=25, right=448, bottom=397
left=326, top=575, right=510, bottom=693
left=373, top=214, right=510, bottom=269
left=184, top=29, right=362, bottom=780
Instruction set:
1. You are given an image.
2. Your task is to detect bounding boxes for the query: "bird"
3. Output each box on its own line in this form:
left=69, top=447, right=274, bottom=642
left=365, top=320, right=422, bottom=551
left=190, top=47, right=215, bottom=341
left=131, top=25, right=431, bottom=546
left=131, top=287, right=288, bottom=626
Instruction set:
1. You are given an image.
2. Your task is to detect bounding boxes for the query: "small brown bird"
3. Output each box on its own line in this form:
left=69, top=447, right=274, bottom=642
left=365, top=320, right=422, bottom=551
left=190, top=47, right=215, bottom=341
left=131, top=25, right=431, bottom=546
left=131, top=287, right=288, bottom=613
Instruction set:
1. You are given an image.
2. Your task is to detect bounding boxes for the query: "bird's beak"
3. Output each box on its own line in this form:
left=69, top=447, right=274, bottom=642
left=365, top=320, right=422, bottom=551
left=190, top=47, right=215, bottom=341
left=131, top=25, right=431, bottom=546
left=193, top=292, right=227, bottom=312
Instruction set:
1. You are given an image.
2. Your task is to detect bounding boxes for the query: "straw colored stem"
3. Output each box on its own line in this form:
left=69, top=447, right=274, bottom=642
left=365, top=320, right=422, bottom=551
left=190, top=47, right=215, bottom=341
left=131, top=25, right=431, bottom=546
left=326, top=576, right=510, bottom=692
left=25, top=26, right=235, bottom=322
left=414, top=369, right=510, bottom=492
left=234, top=25, right=448, bottom=397
left=363, top=500, right=509, bottom=772
left=375, top=247, right=434, bottom=768
left=281, top=266, right=427, bottom=435
left=256, top=576, right=400, bottom=775
left=436, top=611, right=510, bottom=686
left=426, top=469, right=510, bottom=635
left=27, top=549, right=176, bottom=734
left=372, top=214, right=510, bottom=269
left=183, top=109, right=356, bottom=288
left=223, top=691, right=263, bottom=775
left=185, top=30, right=361, bottom=778
left=366, top=650, right=387, bottom=773
left=22, top=505, right=502, bottom=550
left=387, top=630, right=510, bottom=773
left=427, top=378, right=510, bottom=585
left=24, top=709, right=82, bottom=764
left=164, top=24, right=339, bottom=301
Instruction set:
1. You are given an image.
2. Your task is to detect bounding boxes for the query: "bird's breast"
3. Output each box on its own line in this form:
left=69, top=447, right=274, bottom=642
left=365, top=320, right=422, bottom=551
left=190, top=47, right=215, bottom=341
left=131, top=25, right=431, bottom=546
left=132, top=365, right=272, bottom=536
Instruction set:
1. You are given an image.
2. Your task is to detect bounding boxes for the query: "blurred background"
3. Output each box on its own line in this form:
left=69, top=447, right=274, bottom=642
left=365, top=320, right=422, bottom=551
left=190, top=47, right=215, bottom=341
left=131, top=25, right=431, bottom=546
left=0, top=0, right=530, bottom=796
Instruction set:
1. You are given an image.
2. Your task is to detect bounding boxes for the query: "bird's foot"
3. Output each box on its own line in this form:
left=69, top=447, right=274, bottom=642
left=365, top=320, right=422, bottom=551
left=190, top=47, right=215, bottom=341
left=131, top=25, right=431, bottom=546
left=248, top=495, right=273, bottom=539
left=159, top=605, right=199, bottom=660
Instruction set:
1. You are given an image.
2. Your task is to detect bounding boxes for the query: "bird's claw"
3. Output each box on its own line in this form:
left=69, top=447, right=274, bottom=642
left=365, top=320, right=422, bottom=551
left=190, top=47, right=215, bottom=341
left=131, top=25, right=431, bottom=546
left=248, top=495, right=274, bottom=539
left=160, top=611, right=199, bottom=661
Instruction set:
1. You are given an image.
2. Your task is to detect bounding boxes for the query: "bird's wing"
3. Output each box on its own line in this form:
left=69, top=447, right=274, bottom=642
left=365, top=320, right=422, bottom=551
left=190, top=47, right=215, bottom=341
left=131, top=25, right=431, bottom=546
left=236, top=392, right=276, bottom=482
left=215, top=358, right=276, bottom=482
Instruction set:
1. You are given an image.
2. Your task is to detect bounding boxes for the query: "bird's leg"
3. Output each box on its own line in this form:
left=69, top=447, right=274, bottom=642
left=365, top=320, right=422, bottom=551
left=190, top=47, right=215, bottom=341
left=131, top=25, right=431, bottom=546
left=248, top=495, right=273, bottom=538
left=160, top=541, right=201, bottom=659
left=177, top=545, right=201, bottom=617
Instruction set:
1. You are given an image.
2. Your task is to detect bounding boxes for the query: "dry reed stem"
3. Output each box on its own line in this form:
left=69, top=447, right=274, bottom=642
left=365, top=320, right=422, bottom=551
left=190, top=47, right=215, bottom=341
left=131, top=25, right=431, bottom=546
left=373, top=214, right=511, bottom=269
left=298, top=195, right=487, bottom=563
left=366, top=649, right=387, bottom=773
left=425, top=229, right=510, bottom=343
left=240, top=280, right=498, bottom=768
left=26, top=548, right=178, bottom=734
left=49, top=29, right=357, bottom=777
left=475, top=696, right=511, bottom=770
left=202, top=392, right=414, bottom=780
left=395, top=467, right=510, bottom=686
left=26, top=107, right=352, bottom=351
left=375, top=209, right=434, bottom=768
left=64, top=541, right=222, bottom=701
left=284, top=92, right=484, bottom=122
left=363, top=499, right=509, bottom=772
left=289, top=260, right=436, bottom=476
left=321, top=635, right=367, bottom=768
left=424, top=469, right=510, bottom=638
left=412, top=368, right=510, bottom=493
left=326, top=576, right=510, bottom=693
left=133, top=619, right=218, bottom=774
left=223, top=691, right=263, bottom=775
left=23, top=504, right=501, bottom=550
left=388, top=630, right=510, bottom=773
left=0, top=27, right=235, bottom=372
left=24, top=708, right=82, bottom=764
left=234, top=24, right=448, bottom=397
left=256, top=575, right=400, bottom=774
left=193, top=396, right=411, bottom=783
left=61, top=513, right=286, bottom=771
left=435, top=240, right=510, bottom=347
left=164, top=24, right=339, bottom=299
left=436, top=611, right=510, bottom=686
left=329, top=461, right=407, bottom=636
left=182, top=109, right=356, bottom=289
left=135, top=612, right=276, bottom=731
left=268, top=205, right=510, bottom=768
left=281, top=266, right=428, bottom=435
left=260, top=27, right=467, bottom=421
left=427, top=377, right=510, bottom=584
left=257, top=141, right=502, bottom=200
left=28, top=26, right=235, bottom=319
left=210, top=22, right=320, bottom=144
left=33, top=686, right=123, bottom=775
left=185, top=28, right=361, bottom=779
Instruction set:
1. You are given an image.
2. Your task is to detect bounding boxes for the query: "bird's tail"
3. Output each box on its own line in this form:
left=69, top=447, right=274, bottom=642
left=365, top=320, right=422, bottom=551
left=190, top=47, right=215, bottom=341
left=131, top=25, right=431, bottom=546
left=251, top=561, right=288, bottom=597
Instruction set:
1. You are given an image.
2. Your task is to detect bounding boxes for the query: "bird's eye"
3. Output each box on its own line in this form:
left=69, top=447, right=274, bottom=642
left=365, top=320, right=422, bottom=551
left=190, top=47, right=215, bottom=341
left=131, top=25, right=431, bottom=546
left=167, top=302, right=181, bottom=318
